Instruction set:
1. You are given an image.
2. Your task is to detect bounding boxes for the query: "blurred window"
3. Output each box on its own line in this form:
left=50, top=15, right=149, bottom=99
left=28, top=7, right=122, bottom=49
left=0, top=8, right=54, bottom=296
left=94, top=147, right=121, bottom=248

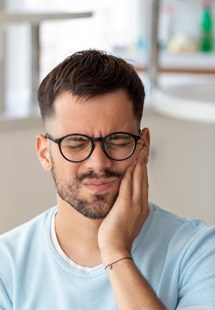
left=1, top=0, right=141, bottom=117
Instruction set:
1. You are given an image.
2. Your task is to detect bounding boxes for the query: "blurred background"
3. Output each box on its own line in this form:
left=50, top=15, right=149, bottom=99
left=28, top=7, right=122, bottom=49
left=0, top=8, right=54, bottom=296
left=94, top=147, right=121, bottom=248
left=0, top=0, right=215, bottom=233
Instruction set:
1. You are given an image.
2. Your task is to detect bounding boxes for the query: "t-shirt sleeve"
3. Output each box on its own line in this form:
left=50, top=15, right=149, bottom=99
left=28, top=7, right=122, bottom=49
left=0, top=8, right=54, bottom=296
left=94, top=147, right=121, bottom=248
left=177, top=226, right=215, bottom=309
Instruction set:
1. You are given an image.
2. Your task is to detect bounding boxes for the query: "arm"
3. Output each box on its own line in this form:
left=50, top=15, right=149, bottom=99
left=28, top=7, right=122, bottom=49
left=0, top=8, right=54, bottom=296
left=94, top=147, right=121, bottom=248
left=98, top=148, right=165, bottom=309
left=104, top=258, right=165, bottom=309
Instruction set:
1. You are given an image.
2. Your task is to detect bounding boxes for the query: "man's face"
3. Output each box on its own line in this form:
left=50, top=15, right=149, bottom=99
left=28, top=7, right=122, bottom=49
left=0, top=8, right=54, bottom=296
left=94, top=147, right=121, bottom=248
left=44, top=89, right=148, bottom=219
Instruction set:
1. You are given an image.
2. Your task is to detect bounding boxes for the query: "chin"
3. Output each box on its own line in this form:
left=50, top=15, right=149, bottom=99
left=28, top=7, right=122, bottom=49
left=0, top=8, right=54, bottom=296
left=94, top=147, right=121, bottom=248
left=70, top=191, right=119, bottom=220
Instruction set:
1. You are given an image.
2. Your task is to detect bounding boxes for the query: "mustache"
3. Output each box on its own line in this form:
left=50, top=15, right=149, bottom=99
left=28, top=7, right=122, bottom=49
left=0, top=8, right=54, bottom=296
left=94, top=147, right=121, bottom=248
left=77, top=169, right=123, bottom=182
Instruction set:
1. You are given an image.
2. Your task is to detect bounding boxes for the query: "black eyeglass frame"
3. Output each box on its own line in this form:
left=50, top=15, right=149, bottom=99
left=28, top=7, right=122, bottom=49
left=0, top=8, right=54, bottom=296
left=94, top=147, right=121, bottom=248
left=45, top=131, right=142, bottom=163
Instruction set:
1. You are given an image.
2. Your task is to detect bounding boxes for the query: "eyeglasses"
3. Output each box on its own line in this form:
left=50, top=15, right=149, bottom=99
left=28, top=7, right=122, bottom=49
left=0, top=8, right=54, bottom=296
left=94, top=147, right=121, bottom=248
left=46, top=132, right=142, bottom=163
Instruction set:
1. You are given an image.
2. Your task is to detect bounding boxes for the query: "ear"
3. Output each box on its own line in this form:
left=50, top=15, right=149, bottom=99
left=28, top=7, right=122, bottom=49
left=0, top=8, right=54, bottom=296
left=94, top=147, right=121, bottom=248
left=140, top=128, right=150, bottom=163
left=35, top=134, right=53, bottom=172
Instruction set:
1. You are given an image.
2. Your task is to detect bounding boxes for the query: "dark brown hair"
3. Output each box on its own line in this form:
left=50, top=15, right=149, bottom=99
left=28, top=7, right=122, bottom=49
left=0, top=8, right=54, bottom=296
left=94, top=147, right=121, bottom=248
left=37, top=49, right=145, bottom=124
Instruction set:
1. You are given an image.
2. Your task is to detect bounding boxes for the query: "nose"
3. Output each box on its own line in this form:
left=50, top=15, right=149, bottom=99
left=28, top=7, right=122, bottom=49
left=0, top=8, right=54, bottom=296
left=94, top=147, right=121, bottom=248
left=85, top=142, right=113, bottom=172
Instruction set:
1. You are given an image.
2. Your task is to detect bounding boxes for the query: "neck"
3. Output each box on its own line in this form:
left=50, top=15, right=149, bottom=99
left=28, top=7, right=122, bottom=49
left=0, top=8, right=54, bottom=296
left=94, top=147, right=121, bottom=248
left=55, top=196, right=103, bottom=268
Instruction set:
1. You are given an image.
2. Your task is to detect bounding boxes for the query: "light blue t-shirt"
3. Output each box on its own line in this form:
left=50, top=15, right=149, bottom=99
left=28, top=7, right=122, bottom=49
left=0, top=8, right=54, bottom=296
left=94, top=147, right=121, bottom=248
left=0, top=203, right=215, bottom=310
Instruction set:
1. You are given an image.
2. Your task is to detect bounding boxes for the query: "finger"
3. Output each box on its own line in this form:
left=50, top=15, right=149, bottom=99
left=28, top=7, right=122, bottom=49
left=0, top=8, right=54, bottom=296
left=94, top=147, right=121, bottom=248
left=117, top=161, right=136, bottom=203
left=141, top=160, right=149, bottom=205
left=132, top=149, right=148, bottom=205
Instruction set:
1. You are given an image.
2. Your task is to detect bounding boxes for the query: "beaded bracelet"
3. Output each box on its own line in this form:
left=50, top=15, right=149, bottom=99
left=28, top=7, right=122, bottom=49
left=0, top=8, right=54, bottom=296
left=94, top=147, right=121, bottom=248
left=105, top=256, right=133, bottom=270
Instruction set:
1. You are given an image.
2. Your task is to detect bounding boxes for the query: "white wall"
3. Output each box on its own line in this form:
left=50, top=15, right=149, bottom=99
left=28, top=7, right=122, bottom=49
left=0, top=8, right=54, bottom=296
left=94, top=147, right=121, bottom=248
left=0, top=117, right=55, bottom=234
left=144, top=107, right=215, bottom=225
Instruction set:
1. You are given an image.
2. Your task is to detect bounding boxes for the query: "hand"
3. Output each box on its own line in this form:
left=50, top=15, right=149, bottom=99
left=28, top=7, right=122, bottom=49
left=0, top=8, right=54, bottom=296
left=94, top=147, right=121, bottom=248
left=98, top=148, right=149, bottom=264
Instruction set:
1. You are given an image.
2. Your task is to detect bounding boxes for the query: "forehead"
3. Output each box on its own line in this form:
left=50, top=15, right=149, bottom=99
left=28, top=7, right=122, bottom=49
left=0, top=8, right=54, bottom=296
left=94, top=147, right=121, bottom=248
left=47, top=90, right=138, bottom=136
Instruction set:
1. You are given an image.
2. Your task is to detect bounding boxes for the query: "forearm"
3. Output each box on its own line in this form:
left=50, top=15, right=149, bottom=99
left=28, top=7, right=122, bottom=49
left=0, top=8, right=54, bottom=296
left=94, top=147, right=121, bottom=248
left=98, top=148, right=161, bottom=308
left=104, top=256, right=165, bottom=310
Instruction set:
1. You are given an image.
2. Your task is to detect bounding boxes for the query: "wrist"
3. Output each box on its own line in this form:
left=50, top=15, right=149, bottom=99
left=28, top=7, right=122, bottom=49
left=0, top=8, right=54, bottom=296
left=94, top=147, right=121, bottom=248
left=100, top=249, right=131, bottom=266
left=104, top=256, right=133, bottom=271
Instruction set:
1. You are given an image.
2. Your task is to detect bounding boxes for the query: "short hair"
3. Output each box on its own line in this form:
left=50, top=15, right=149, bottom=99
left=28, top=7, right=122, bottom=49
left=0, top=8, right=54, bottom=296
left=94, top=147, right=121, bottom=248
left=37, top=49, right=145, bottom=125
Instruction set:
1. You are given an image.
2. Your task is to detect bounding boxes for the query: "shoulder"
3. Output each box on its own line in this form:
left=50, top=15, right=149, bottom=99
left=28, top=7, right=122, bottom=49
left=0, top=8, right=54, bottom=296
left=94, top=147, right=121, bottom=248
left=143, top=203, right=215, bottom=259
left=148, top=202, right=215, bottom=270
left=148, top=203, right=214, bottom=238
left=0, top=207, right=56, bottom=307
left=0, top=207, right=56, bottom=257
left=132, top=204, right=215, bottom=308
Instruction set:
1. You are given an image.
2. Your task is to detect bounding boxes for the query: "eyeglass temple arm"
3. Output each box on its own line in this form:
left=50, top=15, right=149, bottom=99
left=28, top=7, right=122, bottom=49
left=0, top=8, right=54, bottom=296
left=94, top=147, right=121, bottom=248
left=45, top=133, right=59, bottom=144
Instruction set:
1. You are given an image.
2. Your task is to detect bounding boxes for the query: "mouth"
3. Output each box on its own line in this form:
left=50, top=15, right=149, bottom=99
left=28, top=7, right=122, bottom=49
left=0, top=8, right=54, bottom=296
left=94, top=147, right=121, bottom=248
left=83, top=178, right=117, bottom=193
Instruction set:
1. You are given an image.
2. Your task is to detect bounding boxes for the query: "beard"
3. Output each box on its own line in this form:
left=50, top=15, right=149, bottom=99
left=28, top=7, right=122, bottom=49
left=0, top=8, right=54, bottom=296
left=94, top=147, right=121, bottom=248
left=51, top=166, right=123, bottom=219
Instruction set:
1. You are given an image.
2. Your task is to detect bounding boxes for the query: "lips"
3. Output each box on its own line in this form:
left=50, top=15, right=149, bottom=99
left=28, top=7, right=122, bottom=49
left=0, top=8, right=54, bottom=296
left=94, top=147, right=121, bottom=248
left=83, top=179, right=116, bottom=193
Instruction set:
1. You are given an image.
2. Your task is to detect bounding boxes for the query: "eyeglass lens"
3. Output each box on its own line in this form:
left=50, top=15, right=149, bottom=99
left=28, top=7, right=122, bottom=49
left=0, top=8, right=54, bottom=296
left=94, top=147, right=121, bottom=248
left=60, top=133, right=136, bottom=162
left=104, top=133, right=135, bottom=160
left=61, top=135, right=92, bottom=162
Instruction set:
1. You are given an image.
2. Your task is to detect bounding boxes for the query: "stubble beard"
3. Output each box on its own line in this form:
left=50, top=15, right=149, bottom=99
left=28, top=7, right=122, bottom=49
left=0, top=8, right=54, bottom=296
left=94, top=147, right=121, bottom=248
left=51, top=167, right=123, bottom=219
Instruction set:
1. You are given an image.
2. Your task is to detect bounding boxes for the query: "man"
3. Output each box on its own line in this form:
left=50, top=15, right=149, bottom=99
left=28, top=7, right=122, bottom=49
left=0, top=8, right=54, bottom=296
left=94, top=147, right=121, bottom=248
left=0, top=50, right=215, bottom=310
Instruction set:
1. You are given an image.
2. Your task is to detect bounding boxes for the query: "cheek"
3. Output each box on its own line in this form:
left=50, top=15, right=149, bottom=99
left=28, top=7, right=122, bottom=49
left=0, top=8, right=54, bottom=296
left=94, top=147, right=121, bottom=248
left=50, top=147, right=85, bottom=182
left=116, top=160, right=133, bottom=175
left=64, top=164, right=81, bottom=180
left=52, top=158, right=81, bottom=181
